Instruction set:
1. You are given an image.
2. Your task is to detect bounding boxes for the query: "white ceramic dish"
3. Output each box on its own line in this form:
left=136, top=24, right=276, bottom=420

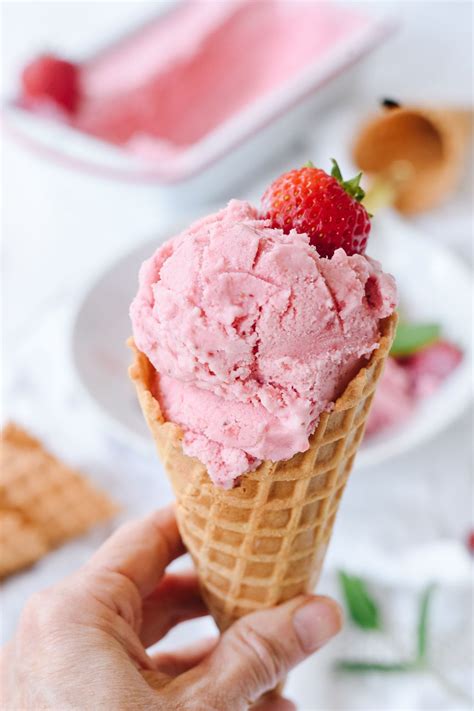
left=71, top=211, right=473, bottom=468
left=3, top=2, right=392, bottom=206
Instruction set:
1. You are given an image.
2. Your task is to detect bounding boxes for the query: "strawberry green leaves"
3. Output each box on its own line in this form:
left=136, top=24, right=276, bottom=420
left=335, top=660, right=414, bottom=673
left=391, top=322, right=441, bottom=357
left=338, top=571, right=381, bottom=630
left=330, top=159, right=366, bottom=203
left=335, top=575, right=437, bottom=675
left=416, top=583, right=436, bottom=664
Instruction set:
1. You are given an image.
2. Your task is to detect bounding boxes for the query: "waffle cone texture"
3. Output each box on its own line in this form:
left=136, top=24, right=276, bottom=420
left=0, top=423, right=118, bottom=578
left=129, top=313, right=397, bottom=631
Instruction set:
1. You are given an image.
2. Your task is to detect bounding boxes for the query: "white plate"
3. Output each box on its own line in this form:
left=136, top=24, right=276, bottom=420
left=71, top=211, right=473, bottom=468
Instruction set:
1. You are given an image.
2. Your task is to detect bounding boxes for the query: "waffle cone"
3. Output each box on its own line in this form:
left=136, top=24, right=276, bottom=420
left=0, top=423, right=118, bottom=578
left=353, top=106, right=472, bottom=214
left=129, top=314, right=397, bottom=631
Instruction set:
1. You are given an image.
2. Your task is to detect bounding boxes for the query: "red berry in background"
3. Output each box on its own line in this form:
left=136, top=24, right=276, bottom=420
left=261, top=160, right=371, bottom=258
left=21, top=54, right=80, bottom=114
left=467, top=530, right=474, bottom=555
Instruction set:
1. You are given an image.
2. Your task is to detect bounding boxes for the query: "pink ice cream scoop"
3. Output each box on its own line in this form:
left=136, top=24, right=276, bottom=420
left=130, top=200, right=397, bottom=487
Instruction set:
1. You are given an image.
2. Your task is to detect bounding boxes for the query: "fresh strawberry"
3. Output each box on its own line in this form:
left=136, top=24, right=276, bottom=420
left=467, top=530, right=474, bottom=555
left=261, top=160, right=371, bottom=258
left=21, top=54, right=79, bottom=114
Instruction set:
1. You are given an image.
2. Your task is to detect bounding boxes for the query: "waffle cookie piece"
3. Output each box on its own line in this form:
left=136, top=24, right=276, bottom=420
left=0, top=423, right=117, bottom=577
left=0, top=510, right=48, bottom=579
left=130, top=313, right=397, bottom=631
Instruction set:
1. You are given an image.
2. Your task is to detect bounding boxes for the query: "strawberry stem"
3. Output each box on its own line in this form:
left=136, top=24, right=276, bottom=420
left=330, top=158, right=366, bottom=203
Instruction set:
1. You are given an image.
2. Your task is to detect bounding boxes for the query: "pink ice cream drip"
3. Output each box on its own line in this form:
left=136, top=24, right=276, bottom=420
left=131, top=200, right=397, bottom=487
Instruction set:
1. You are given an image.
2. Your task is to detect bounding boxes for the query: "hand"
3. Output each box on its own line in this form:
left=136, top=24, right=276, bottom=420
left=1, top=506, right=342, bottom=710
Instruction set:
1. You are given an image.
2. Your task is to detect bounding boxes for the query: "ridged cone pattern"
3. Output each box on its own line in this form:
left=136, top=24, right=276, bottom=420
left=129, top=313, right=397, bottom=631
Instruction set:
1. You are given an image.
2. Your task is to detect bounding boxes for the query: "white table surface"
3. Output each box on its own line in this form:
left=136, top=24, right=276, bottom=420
left=2, top=3, right=473, bottom=710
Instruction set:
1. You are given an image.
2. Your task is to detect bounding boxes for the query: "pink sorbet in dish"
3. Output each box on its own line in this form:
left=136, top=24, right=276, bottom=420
left=365, top=340, right=463, bottom=437
left=130, top=200, right=397, bottom=487
left=19, top=0, right=372, bottom=162
left=403, top=340, right=463, bottom=398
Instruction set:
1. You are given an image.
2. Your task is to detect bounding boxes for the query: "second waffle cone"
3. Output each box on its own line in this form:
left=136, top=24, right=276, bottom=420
left=353, top=106, right=472, bottom=214
left=129, top=313, right=397, bottom=631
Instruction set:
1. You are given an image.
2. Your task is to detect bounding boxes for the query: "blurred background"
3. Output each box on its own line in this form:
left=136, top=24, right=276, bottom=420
left=1, top=2, right=473, bottom=709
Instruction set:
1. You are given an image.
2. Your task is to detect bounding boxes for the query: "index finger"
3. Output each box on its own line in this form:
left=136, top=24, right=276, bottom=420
left=87, top=505, right=185, bottom=598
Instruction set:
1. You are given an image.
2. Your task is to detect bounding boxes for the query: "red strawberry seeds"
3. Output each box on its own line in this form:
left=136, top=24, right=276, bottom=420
left=261, top=160, right=371, bottom=258
left=21, top=54, right=80, bottom=114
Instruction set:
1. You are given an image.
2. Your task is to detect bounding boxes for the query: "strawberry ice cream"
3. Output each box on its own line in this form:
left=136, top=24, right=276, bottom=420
left=130, top=200, right=397, bottom=487
left=18, top=1, right=372, bottom=163
left=403, top=340, right=463, bottom=398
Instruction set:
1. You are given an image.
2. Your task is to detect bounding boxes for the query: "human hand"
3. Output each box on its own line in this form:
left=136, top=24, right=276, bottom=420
left=1, top=506, right=342, bottom=710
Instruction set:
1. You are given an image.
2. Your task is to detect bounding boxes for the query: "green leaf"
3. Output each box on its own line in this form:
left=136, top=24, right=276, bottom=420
left=338, top=571, right=381, bottom=630
left=330, top=158, right=344, bottom=182
left=417, top=583, right=436, bottom=662
left=335, top=660, right=416, bottom=673
left=390, top=322, right=441, bottom=357
left=330, top=159, right=366, bottom=202
left=343, top=172, right=365, bottom=201
left=304, top=160, right=315, bottom=168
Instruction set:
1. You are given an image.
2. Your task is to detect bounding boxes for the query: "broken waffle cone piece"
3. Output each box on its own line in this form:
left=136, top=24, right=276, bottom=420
left=0, top=510, right=48, bottom=579
left=353, top=104, right=472, bottom=214
left=0, top=423, right=118, bottom=577
left=129, top=313, right=397, bottom=632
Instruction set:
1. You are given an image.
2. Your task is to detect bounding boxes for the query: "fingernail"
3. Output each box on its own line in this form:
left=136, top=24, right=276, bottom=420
left=293, top=598, right=342, bottom=652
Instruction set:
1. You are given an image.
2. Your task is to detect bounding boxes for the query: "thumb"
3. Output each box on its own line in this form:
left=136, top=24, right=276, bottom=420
left=252, top=693, right=296, bottom=711
left=185, top=595, right=342, bottom=709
